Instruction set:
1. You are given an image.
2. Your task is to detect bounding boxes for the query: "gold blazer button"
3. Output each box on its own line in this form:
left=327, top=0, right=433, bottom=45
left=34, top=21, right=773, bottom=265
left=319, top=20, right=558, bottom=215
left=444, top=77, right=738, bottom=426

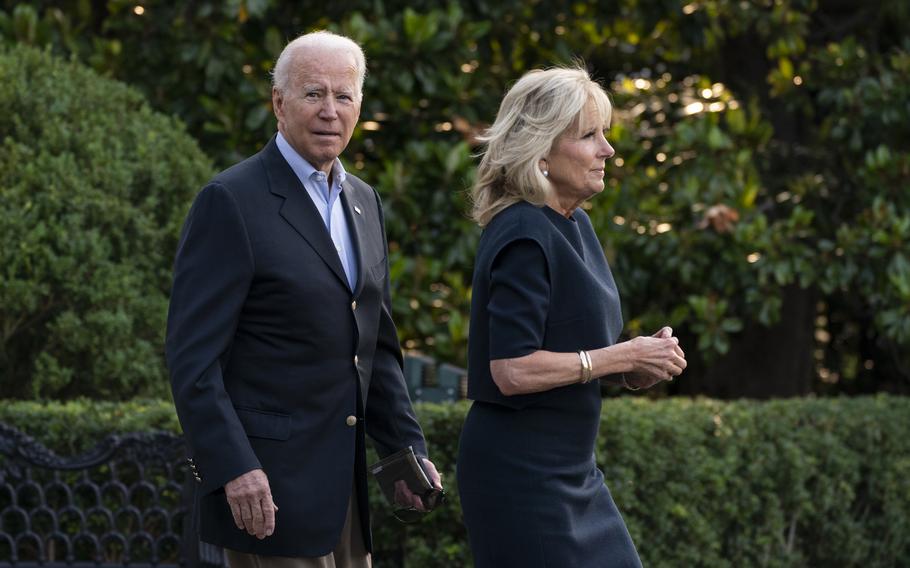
left=346, top=415, right=358, bottom=427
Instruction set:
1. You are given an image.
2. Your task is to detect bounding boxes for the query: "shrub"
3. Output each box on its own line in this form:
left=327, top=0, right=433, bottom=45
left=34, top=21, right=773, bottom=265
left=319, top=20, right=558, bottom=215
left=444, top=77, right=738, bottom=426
left=0, top=45, right=212, bottom=399
left=4, top=2, right=909, bottom=396
left=2, top=396, right=907, bottom=567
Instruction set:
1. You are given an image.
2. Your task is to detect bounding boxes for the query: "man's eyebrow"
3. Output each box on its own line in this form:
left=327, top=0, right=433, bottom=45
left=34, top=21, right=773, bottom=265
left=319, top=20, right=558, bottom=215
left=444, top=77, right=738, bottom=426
left=299, top=84, right=354, bottom=95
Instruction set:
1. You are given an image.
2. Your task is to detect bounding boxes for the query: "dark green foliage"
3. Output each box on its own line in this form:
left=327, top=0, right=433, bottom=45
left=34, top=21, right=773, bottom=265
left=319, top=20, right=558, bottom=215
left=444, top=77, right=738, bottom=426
left=600, top=396, right=910, bottom=567
left=593, top=1, right=910, bottom=395
left=0, top=398, right=180, bottom=454
left=0, top=45, right=212, bottom=399
left=3, top=397, right=908, bottom=567
left=0, top=1, right=907, bottom=396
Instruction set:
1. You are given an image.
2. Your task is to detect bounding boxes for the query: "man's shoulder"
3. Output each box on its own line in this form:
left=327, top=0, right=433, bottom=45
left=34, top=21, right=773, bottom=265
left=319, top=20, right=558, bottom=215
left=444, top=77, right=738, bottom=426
left=210, top=149, right=268, bottom=193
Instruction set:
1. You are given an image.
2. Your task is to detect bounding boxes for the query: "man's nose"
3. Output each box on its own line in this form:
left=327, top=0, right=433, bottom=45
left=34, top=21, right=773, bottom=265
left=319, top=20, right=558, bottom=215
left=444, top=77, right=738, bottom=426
left=318, top=97, right=338, bottom=119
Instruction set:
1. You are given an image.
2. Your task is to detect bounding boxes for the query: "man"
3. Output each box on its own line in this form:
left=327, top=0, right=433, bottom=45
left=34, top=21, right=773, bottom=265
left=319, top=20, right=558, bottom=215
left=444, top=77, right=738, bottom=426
left=165, top=31, right=441, bottom=568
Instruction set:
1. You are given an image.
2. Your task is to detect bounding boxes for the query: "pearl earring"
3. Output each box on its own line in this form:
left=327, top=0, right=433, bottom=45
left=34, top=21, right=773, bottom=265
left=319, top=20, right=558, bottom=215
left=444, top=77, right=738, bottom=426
left=542, top=169, right=549, bottom=177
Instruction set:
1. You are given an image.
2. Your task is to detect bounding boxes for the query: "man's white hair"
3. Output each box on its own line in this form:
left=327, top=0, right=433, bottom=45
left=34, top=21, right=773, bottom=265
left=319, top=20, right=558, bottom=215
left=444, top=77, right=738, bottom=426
left=271, top=31, right=367, bottom=98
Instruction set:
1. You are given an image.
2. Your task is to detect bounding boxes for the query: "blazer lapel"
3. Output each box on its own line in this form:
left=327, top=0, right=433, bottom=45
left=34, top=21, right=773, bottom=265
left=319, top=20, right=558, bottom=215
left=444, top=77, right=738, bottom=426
left=261, top=138, right=349, bottom=290
left=341, top=182, right=366, bottom=299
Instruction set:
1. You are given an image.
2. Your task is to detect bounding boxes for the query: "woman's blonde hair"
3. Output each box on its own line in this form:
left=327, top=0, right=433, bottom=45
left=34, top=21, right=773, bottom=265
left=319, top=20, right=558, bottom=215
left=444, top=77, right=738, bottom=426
left=470, top=65, right=612, bottom=227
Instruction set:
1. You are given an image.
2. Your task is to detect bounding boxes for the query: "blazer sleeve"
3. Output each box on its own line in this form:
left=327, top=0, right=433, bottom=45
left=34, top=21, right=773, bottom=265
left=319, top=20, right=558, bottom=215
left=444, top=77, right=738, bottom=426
left=165, top=182, right=261, bottom=495
left=363, top=188, right=429, bottom=459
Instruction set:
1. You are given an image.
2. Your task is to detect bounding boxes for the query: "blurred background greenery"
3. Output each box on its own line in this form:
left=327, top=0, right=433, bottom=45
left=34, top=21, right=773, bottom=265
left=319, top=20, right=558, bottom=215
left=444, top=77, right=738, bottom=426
left=2, top=2, right=909, bottom=566
left=1, top=0, right=908, bottom=401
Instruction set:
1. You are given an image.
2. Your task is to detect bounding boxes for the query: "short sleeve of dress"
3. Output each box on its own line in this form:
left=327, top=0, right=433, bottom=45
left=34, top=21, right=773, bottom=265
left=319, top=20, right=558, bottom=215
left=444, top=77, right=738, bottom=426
left=488, top=239, right=550, bottom=360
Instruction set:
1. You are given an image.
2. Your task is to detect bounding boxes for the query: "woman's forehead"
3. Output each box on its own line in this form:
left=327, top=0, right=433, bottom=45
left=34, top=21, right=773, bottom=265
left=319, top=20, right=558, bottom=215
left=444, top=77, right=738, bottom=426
left=574, top=97, right=611, bottom=131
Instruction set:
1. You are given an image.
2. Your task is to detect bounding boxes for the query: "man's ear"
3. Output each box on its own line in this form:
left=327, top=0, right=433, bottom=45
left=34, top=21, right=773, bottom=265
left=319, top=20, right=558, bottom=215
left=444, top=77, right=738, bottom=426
left=272, top=87, right=283, bottom=121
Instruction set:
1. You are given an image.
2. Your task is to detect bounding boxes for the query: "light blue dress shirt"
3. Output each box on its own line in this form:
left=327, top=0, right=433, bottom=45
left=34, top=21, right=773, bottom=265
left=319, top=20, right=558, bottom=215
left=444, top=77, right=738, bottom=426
left=276, top=132, right=358, bottom=291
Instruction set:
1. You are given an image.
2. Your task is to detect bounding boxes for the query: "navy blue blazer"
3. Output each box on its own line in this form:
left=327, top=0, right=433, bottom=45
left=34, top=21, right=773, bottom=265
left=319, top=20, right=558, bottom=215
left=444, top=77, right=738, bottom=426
left=165, top=136, right=427, bottom=557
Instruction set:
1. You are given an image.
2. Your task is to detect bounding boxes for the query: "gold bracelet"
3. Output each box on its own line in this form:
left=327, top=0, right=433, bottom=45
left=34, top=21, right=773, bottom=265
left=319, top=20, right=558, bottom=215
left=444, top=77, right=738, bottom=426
left=577, top=351, right=586, bottom=382
left=578, top=350, right=593, bottom=384
left=622, top=374, right=640, bottom=391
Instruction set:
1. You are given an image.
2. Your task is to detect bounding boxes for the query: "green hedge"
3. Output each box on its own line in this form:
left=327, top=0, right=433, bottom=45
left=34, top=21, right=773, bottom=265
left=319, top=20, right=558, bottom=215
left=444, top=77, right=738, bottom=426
left=2, top=396, right=908, bottom=567
left=0, top=45, right=212, bottom=400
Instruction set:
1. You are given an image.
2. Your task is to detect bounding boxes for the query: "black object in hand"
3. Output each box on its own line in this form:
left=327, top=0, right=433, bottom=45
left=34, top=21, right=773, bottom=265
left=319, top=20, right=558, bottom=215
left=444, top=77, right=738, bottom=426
left=369, top=445, right=445, bottom=523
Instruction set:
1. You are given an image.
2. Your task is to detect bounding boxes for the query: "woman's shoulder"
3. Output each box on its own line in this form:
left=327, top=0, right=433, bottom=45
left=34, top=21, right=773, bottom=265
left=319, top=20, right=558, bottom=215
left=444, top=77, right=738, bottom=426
left=487, top=201, right=550, bottom=235
left=478, top=201, right=552, bottom=260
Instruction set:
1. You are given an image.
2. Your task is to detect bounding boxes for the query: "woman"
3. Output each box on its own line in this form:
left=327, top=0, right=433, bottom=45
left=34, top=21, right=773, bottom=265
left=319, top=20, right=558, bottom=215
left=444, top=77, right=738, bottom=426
left=457, top=66, right=686, bottom=567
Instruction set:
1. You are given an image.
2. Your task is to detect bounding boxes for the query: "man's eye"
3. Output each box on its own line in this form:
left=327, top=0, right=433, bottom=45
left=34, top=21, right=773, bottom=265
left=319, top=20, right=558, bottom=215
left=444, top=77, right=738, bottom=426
left=338, top=94, right=353, bottom=102
left=304, top=91, right=320, bottom=99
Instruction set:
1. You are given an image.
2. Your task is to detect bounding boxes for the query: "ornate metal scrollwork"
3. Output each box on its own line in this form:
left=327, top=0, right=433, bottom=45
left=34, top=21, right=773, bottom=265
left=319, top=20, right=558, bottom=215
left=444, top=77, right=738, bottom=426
left=0, top=423, right=223, bottom=567
left=0, top=424, right=185, bottom=472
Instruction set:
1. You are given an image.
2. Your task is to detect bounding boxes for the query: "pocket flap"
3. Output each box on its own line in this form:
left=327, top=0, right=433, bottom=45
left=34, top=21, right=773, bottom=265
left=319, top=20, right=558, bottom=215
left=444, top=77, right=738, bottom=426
left=370, top=257, right=387, bottom=281
left=235, top=407, right=291, bottom=441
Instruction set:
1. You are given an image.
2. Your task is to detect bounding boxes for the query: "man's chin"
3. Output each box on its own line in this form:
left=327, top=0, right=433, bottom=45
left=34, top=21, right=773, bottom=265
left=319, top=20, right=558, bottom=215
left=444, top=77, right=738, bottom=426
left=311, top=141, right=345, bottom=156
left=308, top=151, right=344, bottom=172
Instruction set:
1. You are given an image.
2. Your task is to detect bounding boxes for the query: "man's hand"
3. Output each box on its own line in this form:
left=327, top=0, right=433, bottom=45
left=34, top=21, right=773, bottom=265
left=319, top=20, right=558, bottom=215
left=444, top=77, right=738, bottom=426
left=224, top=469, right=278, bottom=539
left=393, top=479, right=424, bottom=510
left=422, top=457, right=443, bottom=492
left=391, top=458, right=445, bottom=512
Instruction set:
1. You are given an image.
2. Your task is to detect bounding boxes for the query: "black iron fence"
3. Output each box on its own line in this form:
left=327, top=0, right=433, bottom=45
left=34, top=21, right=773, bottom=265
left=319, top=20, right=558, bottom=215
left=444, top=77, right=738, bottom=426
left=0, top=424, right=222, bottom=568
left=0, top=355, right=465, bottom=567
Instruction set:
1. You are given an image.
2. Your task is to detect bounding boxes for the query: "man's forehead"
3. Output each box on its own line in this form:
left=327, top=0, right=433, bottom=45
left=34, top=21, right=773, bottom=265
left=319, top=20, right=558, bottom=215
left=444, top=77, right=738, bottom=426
left=291, top=48, right=357, bottom=76
left=291, top=66, right=357, bottom=90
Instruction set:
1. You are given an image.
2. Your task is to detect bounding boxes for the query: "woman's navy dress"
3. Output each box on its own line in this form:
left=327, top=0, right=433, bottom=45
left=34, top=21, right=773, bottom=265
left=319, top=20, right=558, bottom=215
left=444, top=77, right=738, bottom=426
left=457, top=202, right=642, bottom=567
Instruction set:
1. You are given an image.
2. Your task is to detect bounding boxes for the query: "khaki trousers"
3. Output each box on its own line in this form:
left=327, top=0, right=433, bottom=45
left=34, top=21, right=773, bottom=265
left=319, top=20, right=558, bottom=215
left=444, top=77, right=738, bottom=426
left=225, top=489, right=371, bottom=568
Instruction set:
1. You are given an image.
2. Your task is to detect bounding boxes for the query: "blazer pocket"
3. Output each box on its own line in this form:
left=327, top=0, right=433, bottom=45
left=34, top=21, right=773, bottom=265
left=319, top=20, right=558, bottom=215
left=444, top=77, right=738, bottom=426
left=235, top=407, right=291, bottom=441
left=369, top=257, right=387, bottom=282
